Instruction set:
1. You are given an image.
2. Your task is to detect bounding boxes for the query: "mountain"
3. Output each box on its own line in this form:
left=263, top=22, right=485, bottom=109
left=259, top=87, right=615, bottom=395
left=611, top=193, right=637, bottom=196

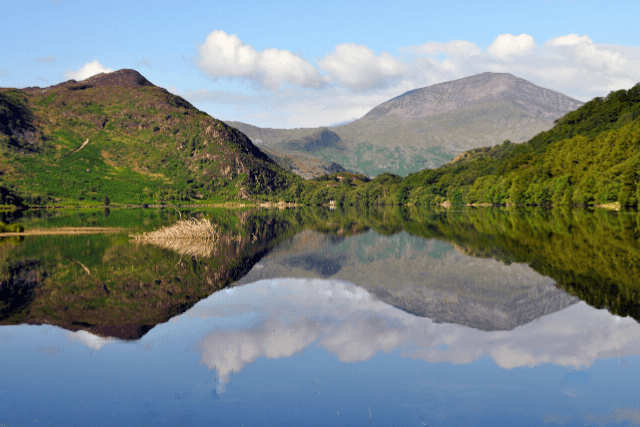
left=227, top=72, right=584, bottom=177
left=398, top=82, right=640, bottom=208
left=0, top=69, right=297, bottom=206
left=362, top=72, right=580, bottom=122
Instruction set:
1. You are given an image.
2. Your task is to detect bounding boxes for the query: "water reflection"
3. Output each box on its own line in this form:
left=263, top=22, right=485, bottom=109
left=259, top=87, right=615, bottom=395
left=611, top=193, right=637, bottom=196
left=190, top=278, right=640, bottom=393
left=2, top=206, right=639, bottom=338
left=236, top=229, right=577, bottom=331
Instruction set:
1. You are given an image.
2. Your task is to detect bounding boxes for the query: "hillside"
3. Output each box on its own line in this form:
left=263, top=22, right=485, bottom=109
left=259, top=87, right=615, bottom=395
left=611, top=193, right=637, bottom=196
left=276, top=81, right=640, bottom=209
left=398, top=83, right=640, bottom=207
left=260, top=145, right=348, bottom=179
left=0, top=69, right=298, bottom=206
left=227, top=72, right=583, bottom=177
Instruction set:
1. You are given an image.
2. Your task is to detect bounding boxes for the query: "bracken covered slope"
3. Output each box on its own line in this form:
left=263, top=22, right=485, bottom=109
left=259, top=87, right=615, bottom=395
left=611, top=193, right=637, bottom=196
left=0, top=69, right=298, bottom=205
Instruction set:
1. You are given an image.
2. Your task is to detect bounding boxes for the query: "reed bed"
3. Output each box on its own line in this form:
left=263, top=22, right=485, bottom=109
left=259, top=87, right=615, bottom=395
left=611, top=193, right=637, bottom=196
left=131, top=218, right=223, bottom=257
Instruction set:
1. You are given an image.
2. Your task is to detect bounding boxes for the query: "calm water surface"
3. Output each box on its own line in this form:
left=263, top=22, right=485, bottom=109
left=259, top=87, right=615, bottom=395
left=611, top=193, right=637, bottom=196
left=1, top=207, right=639, bottom=426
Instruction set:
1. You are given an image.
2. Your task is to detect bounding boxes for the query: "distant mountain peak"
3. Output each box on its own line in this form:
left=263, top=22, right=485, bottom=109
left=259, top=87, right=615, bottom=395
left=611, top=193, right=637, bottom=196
left=364, top=72, right=583, bottom=122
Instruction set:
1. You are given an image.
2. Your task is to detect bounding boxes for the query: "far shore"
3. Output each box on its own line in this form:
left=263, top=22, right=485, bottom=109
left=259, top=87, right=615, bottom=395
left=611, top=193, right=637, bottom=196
left=0, top=227, right=126, bottom=236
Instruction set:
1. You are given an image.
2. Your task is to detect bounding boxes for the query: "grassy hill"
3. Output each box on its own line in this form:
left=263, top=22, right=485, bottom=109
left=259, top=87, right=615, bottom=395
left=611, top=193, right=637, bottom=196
left=0, top=69, right=299, bottom=207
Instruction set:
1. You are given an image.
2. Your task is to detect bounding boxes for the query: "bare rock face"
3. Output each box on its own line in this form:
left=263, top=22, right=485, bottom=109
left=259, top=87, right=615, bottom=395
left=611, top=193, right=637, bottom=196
left=362, top=72, right=584, bottom=122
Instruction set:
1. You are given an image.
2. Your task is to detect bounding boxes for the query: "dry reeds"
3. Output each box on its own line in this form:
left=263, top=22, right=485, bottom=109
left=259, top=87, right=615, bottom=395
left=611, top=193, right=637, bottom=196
left=130, top=218, right=226, bottom=257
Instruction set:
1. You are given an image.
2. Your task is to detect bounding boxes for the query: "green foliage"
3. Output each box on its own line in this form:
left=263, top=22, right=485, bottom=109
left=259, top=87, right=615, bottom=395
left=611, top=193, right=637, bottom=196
left=0, top=222, right=24, bottom=232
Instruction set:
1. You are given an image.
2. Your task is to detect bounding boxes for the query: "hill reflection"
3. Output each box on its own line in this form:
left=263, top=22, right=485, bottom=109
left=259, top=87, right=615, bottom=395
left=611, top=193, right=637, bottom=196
left=1, top=206, right=639, bottom=339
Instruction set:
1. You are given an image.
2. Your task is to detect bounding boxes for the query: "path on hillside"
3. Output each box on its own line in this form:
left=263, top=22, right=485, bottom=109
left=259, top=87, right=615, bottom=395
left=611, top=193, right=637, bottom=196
left=71, top=138, right=89, bottom=155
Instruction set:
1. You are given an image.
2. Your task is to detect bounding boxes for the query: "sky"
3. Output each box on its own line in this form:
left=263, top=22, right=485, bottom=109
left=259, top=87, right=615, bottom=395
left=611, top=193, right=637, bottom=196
left=2, top=0, right=640, bottom=128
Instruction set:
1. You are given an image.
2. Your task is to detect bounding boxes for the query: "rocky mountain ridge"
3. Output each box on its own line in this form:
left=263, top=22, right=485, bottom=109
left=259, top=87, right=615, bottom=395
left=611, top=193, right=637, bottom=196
left=228, top=72, right=584, bottom=177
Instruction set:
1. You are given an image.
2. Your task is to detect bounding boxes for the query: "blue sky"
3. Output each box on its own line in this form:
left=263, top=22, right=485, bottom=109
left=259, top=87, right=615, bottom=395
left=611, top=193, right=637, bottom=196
left=2, top=0, right=639, bottom=128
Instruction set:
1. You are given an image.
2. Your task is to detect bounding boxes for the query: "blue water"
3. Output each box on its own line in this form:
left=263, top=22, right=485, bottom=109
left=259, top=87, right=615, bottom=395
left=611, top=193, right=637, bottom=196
left=2, top=278, right=640, bottom=426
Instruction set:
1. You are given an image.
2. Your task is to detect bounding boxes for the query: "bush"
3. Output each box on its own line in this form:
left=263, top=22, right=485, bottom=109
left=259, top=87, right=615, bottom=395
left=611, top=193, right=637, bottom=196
left=0, top=222, right=25, bottom=233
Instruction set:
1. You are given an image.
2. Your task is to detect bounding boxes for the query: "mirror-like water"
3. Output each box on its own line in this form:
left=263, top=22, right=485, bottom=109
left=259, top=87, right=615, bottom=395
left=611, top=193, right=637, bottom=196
left=1, top=207, right=639, bottom=425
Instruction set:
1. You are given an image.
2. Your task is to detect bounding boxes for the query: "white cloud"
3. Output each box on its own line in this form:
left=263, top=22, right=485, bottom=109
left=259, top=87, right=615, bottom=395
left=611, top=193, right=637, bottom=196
left=196, top=30, right=325, bottom=90
left=195, top=85, right=397, bottom=128
left=318, top=43, right=407, bottom=91
left=584, top=407, right=640, bottom=425
left=487, top=34, right=537, bottom=58
left=546, top=34, right=591, bottom=47
left=0, top=68, right=8, bottom=78
left=393, top=33, right=640, bottom=103
left=187, top=32, right=640, bottom=127
left=545, top=34, right=632, bottom=75
left=65, top=60, right=113, bottom=81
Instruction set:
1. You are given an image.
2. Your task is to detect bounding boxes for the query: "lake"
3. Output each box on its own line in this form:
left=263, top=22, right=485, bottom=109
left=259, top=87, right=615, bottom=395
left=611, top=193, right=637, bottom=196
left=1, top=206, right=639, bottom=426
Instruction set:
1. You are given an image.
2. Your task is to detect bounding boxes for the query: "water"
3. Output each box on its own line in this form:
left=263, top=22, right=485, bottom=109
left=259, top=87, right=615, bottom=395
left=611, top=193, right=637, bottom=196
left=1, top=207, right=639, bottom=426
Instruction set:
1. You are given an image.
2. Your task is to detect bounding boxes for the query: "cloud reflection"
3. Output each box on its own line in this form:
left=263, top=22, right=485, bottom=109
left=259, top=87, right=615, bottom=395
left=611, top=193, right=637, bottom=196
left=194, top=279, right=640, bottom=392
left=66, top=330, right=113, bottom=350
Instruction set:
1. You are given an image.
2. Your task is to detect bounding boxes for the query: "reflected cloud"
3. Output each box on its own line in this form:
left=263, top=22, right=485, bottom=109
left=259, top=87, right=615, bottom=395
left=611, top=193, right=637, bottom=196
left=194, top=279, right=640, bottom=393
left=66, top=330, right=113, bottom=350
left=584, top=407, right=640, bottom=425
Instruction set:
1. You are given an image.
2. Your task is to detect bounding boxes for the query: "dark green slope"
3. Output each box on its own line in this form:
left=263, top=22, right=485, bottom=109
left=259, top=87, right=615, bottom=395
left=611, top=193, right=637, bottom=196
left=0, top=69, right=299, bottom=206
left=399, top=83, right=640, bottom=207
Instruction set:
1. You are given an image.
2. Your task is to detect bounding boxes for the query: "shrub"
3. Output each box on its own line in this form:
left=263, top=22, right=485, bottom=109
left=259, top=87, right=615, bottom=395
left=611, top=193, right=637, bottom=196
left=0, top=222, right=25, bottom=233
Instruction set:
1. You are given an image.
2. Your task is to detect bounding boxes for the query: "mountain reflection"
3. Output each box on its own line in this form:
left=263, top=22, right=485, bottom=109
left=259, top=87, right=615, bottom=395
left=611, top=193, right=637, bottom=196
left=235, top=229, right=577, bottom=331
left=191, top=278, right=640, bottom=393
left=2, top=206, right=639, bottom=340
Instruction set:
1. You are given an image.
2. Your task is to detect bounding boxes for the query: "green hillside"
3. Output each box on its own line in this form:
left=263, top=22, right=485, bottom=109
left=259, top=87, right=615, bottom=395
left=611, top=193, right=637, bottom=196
left=398, top=84, right=640, bottom=207
left=0, top=70, right=299, bottom=207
